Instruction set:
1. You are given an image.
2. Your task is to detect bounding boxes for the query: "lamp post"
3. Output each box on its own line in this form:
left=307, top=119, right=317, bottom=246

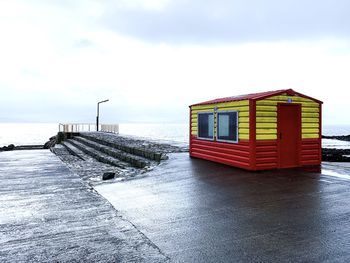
left=96, top=99, right=109, bottom=131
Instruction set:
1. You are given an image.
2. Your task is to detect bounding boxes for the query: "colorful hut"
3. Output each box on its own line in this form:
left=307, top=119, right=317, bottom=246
left=189, top=89, right=322, bottom=170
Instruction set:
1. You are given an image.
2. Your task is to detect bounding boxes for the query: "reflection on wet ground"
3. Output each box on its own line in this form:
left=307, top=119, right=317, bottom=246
left=322, top=162, right=350, bottom=181
left=96, top=153, right=350, bottom=262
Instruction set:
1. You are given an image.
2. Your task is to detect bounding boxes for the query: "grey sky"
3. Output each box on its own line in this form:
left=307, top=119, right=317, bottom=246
left=102, top=0, right=350, bottom=43
left=0, top=0, right=349, bottom=125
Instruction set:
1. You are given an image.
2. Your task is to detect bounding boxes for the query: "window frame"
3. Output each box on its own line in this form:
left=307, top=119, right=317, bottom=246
left=197, top=111, right=215, bottom=141
left=216, top=110, right=239, bottom=143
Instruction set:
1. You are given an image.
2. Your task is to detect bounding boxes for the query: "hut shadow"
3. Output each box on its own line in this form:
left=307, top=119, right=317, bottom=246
left=188, top=156, right=322, bottom=184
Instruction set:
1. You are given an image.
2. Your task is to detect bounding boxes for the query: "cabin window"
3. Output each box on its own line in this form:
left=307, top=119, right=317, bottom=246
left=217, top=111, right=238, bottom=143
left=198, top=112, right=214, bottom=140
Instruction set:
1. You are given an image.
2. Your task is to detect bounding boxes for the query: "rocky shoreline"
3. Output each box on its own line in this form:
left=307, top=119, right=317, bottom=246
left=0, top=144, right=45, bottom=151
left=322, top=134, right=350, bottom=141
left=322, top=148, right=350, bottom=162
left=321, top=134, right=350, bottom=161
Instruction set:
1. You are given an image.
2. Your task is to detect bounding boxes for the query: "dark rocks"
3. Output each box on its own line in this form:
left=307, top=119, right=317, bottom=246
left=321, top=134, right=350, bottom=162
left=44, top=135, right=57, bottom=149
left=1, top=144, right=45, bottom=151
left=7, top=144, right=14, bottom=150
left=56, top=132, right=65, bottom=144
left=46, top=132, right=73, bottom=148
left=102, top=172, right=115, bottom=180
left=322, top=135, right=350, bottom=141
left=16, top=145, right=44, bottom=150
left=322, top=148, right=350, bottom=162
left=43, top=141, right=51, bottom=149
left=1, top=144, right=15, bottom=151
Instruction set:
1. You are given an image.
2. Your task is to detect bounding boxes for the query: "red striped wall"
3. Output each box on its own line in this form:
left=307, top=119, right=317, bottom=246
left=190, top=137, right=321, bottom=171
left=190, top=136, right=251, bottom=169
left=300, top=138, right=321, bottom=166
left=254, top=138, right=321, bottom=170
left=255, top=140, right=278, bottom=170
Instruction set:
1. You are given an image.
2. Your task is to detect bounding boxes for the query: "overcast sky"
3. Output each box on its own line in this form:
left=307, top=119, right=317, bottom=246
left=0, top=0, right=349, bottom=125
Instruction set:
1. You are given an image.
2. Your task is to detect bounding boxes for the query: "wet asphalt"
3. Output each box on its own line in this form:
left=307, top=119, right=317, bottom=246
left=2, top=150, right=350, bottom=262
left=96, top=153, right=350, bottom=263
left=0, top=150, right=168, bottom=263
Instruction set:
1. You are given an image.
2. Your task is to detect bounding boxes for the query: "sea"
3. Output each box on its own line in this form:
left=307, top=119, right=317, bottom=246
left=0, top=123, right=189, bottom=147
left=0, top=123, right=350, bottom=149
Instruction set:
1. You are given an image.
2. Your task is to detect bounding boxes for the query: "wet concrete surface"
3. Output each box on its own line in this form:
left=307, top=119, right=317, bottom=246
left=96, top=153, right=350, bottom=262
left=0, top=150, right=168, bottom=263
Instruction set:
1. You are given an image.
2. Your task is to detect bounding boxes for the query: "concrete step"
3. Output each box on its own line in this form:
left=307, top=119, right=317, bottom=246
left=61, top=141, right=89, bottom=161
left=53, top=143, right=126, bottom=180
left=73, top=136, right=150, bottom=168
left=67, top=139, right=129, bottom=169
left=79, top=133, right=165, bottom=162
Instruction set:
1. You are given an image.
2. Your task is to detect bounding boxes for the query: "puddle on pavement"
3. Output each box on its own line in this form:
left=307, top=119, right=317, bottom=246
left=322, top=169, right=350, bottom=181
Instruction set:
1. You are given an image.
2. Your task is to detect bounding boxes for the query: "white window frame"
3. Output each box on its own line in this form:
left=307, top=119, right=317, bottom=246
left=197, top=112, right=215, bottom=141
left=216, top=110, right=239, bottom=143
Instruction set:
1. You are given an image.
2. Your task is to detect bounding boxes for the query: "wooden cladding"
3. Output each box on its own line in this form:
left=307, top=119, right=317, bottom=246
left=190, top=136, right=251, bottom=169
left=256, top=94, right=320, bottom=140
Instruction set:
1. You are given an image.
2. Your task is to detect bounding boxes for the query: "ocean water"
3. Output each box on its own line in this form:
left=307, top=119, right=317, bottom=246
left=0, top=123, right=349, bottom=148
left=119, top=123, right=189, bottom=144
left=322, top=125, right=350, bottom=136
left=0, top=123, right=59, bottom=147
left=322, top=125, right=350, bottom=149
left=0, top=123, right=189, bottom=147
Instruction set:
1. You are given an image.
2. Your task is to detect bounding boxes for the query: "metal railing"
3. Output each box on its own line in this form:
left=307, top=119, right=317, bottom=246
left=100, top=124, right=119, bottom=133
left=58, top=123, right=119, bottom=134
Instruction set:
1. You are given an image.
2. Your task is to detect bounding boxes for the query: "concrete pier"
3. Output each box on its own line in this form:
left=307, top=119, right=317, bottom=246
left=0, top=150, right=167, bottom=262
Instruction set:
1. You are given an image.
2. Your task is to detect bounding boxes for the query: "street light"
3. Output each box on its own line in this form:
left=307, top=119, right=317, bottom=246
left=96, top=99, right=109, bottom=131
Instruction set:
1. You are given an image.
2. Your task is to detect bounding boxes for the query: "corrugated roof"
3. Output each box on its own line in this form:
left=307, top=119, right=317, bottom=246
left=190, top=89, right=322, bottom=106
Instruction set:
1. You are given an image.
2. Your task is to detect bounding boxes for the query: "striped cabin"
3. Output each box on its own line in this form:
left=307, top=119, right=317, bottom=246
left=189, top=89, right=322, bottom=171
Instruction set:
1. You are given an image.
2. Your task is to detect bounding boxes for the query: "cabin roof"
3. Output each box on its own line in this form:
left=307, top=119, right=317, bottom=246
left=190, top=89, right=323, bottom=106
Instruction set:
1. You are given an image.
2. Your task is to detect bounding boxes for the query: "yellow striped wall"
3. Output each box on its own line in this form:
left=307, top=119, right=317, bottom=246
left=191, top=100, right=250, bottom=140
left=256, top=94, right=320, bottom=140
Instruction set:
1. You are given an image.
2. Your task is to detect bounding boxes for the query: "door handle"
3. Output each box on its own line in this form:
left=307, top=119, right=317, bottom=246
left=279, top=132, right=282, bottom=140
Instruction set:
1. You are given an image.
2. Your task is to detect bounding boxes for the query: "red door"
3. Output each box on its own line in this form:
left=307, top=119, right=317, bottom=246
left=277, top=104, right=301, bottom=168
